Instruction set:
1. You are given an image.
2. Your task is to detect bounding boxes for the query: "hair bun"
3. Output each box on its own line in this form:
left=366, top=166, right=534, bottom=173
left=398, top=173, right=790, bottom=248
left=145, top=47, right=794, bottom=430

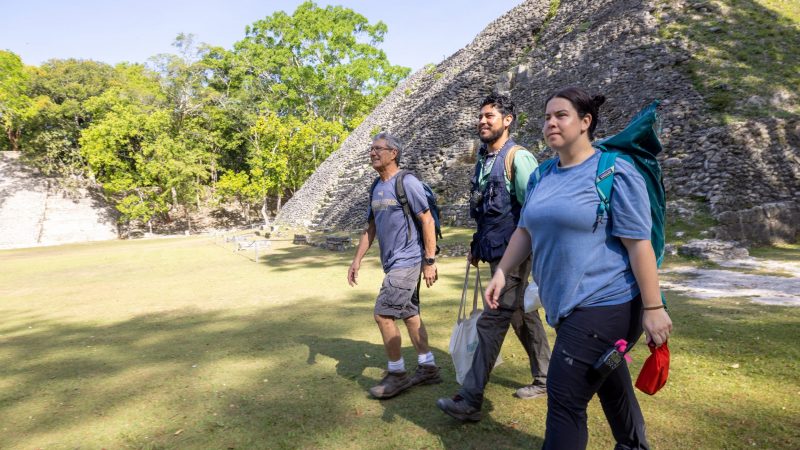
left=592, top=95, right=607, bottom=107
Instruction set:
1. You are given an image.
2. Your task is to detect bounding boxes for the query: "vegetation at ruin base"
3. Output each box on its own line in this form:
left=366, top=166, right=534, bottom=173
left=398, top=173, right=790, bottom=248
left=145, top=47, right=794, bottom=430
left=658, top=0, right=800, bottom=122
left=0, top=229, right=798, bottom=449
left=0, top=1, right=409, bottom=230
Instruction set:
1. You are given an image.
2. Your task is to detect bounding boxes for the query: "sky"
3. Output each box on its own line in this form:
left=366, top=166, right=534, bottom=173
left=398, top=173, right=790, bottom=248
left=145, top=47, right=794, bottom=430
left=0, top=0, right=524, bottom=72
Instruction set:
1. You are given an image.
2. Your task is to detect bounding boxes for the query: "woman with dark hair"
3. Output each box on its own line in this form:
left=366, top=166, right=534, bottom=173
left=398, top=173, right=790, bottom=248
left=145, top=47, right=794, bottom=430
left=484, top=87, right=672, bottom=449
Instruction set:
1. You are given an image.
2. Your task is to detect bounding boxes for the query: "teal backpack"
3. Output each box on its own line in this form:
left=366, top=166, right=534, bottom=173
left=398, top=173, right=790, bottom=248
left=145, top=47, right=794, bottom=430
left=528, top=100, right=666, bottom=268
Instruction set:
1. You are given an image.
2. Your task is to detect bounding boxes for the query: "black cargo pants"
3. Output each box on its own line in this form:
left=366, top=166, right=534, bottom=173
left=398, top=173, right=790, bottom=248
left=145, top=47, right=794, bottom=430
left=458, top=257, right=551, bottom=408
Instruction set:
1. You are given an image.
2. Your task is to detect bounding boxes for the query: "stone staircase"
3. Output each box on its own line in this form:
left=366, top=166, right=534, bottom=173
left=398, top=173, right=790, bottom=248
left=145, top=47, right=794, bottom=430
left=0, top=151, right=118, bottom=250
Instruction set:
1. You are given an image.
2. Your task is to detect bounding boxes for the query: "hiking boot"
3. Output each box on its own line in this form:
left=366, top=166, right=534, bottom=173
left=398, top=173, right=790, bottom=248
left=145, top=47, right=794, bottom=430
left=410, top=364, right=442, bottom=386
left=369, top=371, right=412, bottom=399
left=436, top=395, right=482, bottom=422
left=515, top=383, right=547, bottom=399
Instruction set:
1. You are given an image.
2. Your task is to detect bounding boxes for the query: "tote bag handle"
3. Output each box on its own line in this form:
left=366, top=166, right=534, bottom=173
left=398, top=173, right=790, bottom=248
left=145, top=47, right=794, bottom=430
left=457, top=262, right=484, bottom=323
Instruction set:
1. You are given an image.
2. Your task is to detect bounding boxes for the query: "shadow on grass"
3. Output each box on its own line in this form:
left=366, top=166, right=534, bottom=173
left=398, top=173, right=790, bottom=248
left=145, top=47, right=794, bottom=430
left=0, top=299, right=539, bottom=449
left=258, top=242, right=352, bottom=270
left=3, top=290, right=798, bottom=448
left=0, top=302, right=367, bottom=448
left=297, top=335, right=543, bottom=450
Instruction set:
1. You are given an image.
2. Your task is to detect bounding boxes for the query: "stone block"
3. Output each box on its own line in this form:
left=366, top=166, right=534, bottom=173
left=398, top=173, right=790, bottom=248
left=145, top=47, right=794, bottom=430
left=678, top=239, right=749, bottom=260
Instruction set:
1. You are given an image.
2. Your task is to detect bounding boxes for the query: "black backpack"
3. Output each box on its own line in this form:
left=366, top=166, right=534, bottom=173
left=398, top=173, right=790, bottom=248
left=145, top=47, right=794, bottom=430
left=369, top=170, right=442, bottom=252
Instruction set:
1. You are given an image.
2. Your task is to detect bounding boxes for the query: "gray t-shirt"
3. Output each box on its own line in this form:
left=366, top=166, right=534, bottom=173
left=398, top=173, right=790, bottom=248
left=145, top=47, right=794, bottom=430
left=519, top=150, right=651, bottom=327
left=368, top=172, right=430, bottom=272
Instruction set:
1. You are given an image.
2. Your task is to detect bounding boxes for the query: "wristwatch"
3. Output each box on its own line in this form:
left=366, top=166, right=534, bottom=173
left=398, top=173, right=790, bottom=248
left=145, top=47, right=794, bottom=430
left=423, top=257, right=436, bottom=266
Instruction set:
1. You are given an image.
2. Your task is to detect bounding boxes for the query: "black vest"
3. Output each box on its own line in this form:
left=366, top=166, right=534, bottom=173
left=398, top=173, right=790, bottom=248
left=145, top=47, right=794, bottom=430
left=470, top=141, right=521, bottom=262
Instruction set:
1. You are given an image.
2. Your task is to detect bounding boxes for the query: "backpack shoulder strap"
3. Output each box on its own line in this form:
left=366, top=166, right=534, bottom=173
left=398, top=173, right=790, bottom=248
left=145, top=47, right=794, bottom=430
left=594, top=150, right=619, bottom=232
left=523, top=158, right=556, bottom=206
left=505, top=144, right=525, bottom=183
left=394, top=170, right=414, bottom=242
left=367, top=176, right=380, bottom=220
left=527, top=158, right=556, bottom=192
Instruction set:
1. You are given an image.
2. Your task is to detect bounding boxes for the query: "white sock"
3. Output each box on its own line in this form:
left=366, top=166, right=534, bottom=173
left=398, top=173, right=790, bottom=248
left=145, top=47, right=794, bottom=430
left=418, top=352, right=435, bottom=366
left=388, top=357, right=405, bottom=373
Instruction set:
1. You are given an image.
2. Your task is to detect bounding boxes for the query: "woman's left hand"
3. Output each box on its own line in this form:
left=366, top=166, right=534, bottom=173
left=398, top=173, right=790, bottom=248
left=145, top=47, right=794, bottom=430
left=643, top=308, right=672, bottom=346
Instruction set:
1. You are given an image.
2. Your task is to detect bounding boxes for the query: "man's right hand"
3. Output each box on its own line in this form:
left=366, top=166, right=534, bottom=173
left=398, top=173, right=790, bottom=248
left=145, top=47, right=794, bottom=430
left=484, top=267, right=506, bottom=309
left=466, top=251, right=479, bottom=267
left=347, top=262, right=360, bottom=287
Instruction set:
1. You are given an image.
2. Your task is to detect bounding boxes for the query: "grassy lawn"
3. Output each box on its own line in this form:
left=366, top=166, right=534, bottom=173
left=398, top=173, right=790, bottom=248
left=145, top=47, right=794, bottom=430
left=1, top=230, right=799, bottom=449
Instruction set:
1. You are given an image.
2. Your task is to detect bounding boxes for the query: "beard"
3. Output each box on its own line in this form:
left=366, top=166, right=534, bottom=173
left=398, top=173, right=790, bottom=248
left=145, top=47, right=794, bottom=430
left=478, top=126, right=504, bottom=144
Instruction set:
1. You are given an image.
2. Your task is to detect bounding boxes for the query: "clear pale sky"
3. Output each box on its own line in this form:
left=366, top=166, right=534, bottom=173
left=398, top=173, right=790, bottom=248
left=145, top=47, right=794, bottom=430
left=0, top=0, right=524, bottom=72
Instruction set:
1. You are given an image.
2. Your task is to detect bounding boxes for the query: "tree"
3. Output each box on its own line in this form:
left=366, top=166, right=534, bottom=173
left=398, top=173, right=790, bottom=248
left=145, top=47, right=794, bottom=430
left=23, top=58, right=115, bottom=177
left=215, top=170, right=259, bottom=219
left=3, top=2, right=408, bottom=233
left=231, top=1, right=409, bottom=124
left=79, top=100, right=162, bottom=230
left=80, top=49, right=215, bottom=231
left=247, top=112, right=292, bottom=226
left=283, top=116, right=346, bottom=194
left=0, top=51, right=42, bottom=152
left=203, top=1, right=408, bottom=221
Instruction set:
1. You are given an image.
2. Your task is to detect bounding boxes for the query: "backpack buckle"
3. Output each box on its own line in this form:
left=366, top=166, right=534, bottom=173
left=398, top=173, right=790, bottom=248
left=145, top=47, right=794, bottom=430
left=593, top=203, right=608, bottom=233
left=592, top=214, right=604, bottom=233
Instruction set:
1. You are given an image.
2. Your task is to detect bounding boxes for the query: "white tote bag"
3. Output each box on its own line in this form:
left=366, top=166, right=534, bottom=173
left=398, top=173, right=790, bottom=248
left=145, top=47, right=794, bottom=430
left=523, top=279, right=542, bottom=313
left=449, top=262, right=502, bottom=385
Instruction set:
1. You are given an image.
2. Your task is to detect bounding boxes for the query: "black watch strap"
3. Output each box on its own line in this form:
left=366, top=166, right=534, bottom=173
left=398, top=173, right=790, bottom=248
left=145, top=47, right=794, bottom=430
left=423, top=257, right=436, bottom=265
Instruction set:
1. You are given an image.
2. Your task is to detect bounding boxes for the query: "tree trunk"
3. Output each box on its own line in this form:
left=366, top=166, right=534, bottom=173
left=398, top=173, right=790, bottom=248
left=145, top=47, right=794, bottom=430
left=240, top=201, right=250, bottom=221
left=171, top=186, right=179, bottom=209
left=276, top=192, right=282, bottom=213
left=184, top=206, right=192, bottom=234
left=260, top=197, right=271, bottom=228
left=7, top=129, right=20, bottom=152
left=147, top=219, right=153, bottom=234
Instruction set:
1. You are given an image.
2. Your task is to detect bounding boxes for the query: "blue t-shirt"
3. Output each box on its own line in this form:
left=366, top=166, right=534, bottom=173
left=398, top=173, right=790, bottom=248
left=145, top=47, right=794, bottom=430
left=519, top=150, right=652, bottom=327
left=368, top=173, right=430, bottom=272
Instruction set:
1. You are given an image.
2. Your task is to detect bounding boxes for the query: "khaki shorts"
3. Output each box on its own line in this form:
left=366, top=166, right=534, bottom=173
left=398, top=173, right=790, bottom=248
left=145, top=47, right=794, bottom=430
left=374, top=264, right=421, bottom=319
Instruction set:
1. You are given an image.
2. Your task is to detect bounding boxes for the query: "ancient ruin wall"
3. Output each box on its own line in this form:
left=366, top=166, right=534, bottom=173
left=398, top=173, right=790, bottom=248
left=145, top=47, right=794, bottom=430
left=276, top=0, right=551, bottom=230
left=0, top=151, right=118, bottom=249
left=278, top=0, right=800, bottom=244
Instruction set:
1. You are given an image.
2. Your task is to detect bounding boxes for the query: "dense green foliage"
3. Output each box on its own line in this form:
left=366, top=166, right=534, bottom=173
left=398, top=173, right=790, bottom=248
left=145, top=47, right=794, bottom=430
left=0, top=2, right=409, bottom=228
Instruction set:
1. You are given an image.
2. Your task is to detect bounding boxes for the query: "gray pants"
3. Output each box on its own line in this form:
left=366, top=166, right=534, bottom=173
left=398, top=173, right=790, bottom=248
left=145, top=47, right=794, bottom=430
left=459, top=257, right=552, bottom=408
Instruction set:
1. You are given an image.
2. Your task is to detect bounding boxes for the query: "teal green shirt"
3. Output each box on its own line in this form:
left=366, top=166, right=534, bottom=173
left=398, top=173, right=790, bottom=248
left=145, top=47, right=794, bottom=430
left=476, top=146, right=539, bottom=204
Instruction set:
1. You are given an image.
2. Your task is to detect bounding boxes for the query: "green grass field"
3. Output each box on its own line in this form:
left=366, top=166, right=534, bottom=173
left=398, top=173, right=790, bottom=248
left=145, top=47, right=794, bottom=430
left=1, top=232, right=798, bottom=449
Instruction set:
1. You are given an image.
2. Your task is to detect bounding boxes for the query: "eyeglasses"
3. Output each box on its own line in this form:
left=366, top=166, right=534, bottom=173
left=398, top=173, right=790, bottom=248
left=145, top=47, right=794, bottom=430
left=369, top=145, right=393, bottom=153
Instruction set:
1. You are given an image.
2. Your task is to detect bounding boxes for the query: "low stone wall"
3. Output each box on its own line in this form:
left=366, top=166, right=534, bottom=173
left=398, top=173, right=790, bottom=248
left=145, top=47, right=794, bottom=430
left=439, top=204, right=471, bottom=227
left=715, top=201, right=800, bottom=244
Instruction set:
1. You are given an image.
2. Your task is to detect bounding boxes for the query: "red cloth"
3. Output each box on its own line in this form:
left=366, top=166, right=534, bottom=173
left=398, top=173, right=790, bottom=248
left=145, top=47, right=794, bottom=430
left=635, top=341, right=670, bottom=395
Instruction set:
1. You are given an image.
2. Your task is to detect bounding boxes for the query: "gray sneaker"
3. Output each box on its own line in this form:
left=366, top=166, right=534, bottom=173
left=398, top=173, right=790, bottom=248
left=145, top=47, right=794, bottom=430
left=436, top=395, right=482, bottom=422
left=369, top=371, right=412, bottom=399
left=410, top=364, right=442, bottom=386
left=515, top=383, right=547, bottom=399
